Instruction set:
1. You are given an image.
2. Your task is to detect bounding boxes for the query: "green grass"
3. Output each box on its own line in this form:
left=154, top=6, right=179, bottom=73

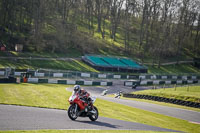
left=120, top=96, right=200, bottom=112
left=0, top=83, right=199, bottom=133
left=133, top=86, right=200, bottom=103
left=1, top=58, right=199, bottom=75
left=108, top=93, right=200, bottom=112
left=0, top=59, right=99, bottom=72
left=147, top=64, right=200, bottom=74
left=1, top=52, right=200, bottom=74
left=0, top=130, right=173, bottom=133
left=95, top=98, right=200, bottom=133
left=0, top=84, right=71, bottom=109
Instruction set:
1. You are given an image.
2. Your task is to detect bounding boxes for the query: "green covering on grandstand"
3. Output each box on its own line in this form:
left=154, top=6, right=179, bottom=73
left=102, top=56, right=127, bottom=67
left=82, top=55, right=147, bottom=73
left=120, top=58, right=141, bottom=68
left=86, top=56, right=110, bottom=66
left=84, top=55, right=143, bottom=68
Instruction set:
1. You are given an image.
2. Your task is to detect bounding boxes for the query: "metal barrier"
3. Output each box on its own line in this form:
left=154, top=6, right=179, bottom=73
left=1, top=68, right=200, bottom=80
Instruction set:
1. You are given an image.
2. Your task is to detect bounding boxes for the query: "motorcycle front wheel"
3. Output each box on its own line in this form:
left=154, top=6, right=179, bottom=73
left=68, top=105, right=78, bottom=120
left=89, top=106, right=98, bottom=121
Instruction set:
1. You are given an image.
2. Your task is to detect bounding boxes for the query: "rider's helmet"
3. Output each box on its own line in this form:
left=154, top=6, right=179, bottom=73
left=74, top=85, right=81, bottom=92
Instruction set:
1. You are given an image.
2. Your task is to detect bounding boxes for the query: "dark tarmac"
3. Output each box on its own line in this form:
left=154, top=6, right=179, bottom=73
left=0, top=104, right=179, bottom=132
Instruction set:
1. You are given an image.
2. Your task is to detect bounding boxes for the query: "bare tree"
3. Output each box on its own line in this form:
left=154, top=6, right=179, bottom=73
left=101, top=0, right=111, bottom=39
left=110, top=0, right=124, bottom=41
left=123, top=0, right=138, bottom=53
left=139, top=0, right=154, bottom=63
left=194, top=14, right=200, bottom=57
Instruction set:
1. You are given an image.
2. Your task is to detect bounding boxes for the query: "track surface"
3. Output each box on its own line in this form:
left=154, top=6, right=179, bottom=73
left=0, top=105, right=178, bottom=131
left=0, top=82, right=199, bottom=131
left=73, top=85, right=200, bottom=123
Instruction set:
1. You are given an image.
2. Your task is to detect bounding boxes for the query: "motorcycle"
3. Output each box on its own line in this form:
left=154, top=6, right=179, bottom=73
left=114, top=91, right=122, bottom=99
left=68, top=92, right=98, bottom=121
left=101, top=89, right=108, bottom=96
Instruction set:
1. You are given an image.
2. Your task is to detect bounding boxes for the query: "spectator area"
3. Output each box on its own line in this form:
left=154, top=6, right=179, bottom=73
left=82, top=55, right=147, bottom=73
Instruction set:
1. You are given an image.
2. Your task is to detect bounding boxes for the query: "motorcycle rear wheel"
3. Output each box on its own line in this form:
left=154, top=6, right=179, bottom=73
left=68, top=105, right=78, bottom=120
left=89, top=106, right=98, bottom=121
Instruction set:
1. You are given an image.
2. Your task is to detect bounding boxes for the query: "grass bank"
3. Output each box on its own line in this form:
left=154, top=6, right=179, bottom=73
left=0, top=83, right=199, bottom=133
left=0, top=59, right=200, bottom=76
left=0, top=57, right=199, bottom=74
left=147, top=64, right=200, bottom=74
left=133, top=85, right=200, bottom=103
left=0, top=59, right=98, bottom=73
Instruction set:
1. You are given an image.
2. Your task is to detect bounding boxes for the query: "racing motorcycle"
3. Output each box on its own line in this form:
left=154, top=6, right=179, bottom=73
left=68, top=91, right=98, bottom=121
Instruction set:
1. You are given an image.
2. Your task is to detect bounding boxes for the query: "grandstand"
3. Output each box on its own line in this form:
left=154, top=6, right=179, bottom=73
left=82, top=55, right=147, bottom=73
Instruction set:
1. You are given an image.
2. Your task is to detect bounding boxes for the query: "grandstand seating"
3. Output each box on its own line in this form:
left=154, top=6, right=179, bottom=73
left=102, top=56, right=127, bottom=67
left=120, top=58, right=141, bottom=68
left=82, top=55, right=147, bottom=73
left=86, top=56, right=110, bottom=66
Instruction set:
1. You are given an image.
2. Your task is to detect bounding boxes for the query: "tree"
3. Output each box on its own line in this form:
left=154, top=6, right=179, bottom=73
left=110, top=0, right=124, bottom=41
left=139, top=0, right=154, bottom=63
left=101, top=0, right=111, bottom=39
left=194, top=14, right=200, bottom=57
left=123, top=0, right=138, bottom=53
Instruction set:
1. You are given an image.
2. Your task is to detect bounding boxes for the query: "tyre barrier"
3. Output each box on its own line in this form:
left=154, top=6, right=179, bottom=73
left=124, top=80, right=199, bottom=86
left=123, top=94, right=200, bottom=108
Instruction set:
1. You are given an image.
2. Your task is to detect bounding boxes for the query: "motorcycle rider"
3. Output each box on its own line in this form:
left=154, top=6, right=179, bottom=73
left=68, top=85, right=98, bottom=121
left=73, top=85, right=92, bottom=105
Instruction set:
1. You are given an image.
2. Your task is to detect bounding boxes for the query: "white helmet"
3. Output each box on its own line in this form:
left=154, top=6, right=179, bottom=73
left=74, top=85, right=81, bottom=92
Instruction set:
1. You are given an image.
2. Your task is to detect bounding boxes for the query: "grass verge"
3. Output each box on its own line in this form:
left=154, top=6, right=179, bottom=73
left=0, top=83, right=199, bottom=133
left=132, top=86, right=200, bottom=103
left=121, top=96, right=200, bottom=112
left=108, top=94, right=200, bottom=112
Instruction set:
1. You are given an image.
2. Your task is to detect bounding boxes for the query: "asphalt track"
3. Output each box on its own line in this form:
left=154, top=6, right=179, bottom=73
left=0, top=104, right=179, bottom=132
left=71, top=86, right=200, bottom=123
left=0, top=83, right=199, bottom=131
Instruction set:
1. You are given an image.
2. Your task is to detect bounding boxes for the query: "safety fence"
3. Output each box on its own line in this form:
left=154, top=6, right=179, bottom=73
left=23, top=78, right=113, bottom=86
left=0, top=68, right=200, bottom=80
left=0, top=77, right=16, bottom=83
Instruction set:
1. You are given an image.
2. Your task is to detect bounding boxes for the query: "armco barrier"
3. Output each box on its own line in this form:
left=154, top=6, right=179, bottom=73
left=1, top=69, right=200, bottom=80
left=123, top=94, right=200, bottom=108
left=0, top=71, right=5, bottom=76
left=26, top=78, right=112, bottom=86
left=0, top=77, right=16, bottom=83
left=25, top=71, right=200, bottom=80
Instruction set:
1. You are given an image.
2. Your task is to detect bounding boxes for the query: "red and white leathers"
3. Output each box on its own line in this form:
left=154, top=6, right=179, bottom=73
left=75, top=89, right=91, bottom=104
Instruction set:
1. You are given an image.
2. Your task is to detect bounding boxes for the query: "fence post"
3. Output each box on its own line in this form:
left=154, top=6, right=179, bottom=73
left=174, top=84, right=176, bottom=91
left=67, top=72, right=68, bottom=79
left=48, top=70, right=49, bottom=78
left=153, top=85, right=156, bottom=90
